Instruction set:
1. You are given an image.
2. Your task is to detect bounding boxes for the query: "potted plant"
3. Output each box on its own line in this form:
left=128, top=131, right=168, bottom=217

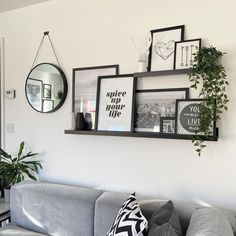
left=189, top=46, right=229, bottom=156
left=0, top=141, right=42, bottom=203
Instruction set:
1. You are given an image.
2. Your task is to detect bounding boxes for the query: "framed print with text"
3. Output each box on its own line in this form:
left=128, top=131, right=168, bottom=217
left=96, top=74, right=135, bottom=132
left=175, top=99, right=216, bottom=136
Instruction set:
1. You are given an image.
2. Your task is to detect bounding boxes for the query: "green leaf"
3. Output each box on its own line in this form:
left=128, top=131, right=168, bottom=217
left=17, top=142, right=25, bottom=159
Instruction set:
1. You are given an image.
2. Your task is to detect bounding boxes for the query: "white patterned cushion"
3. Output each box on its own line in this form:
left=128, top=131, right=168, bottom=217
left=107, top=193, right=148, bottom=236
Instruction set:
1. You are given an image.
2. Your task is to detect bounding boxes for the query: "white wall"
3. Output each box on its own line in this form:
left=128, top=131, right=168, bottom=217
left=0, top=0, right=236, bottom=211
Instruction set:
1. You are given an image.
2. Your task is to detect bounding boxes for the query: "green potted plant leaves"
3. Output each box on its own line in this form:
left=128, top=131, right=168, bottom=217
left=189, top=46, right=229, bottom=156
left=0, top=141, right=42, bottom=203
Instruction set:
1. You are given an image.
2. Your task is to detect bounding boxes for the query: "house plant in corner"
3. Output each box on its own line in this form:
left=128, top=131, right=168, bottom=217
left=0, top=141, right=42, bottom=203
left=189, top=46, right=229, bottom=156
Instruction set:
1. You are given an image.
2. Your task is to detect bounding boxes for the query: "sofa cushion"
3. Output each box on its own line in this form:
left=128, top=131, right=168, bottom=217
left=10, top=181, right=103, bottom=236
left=186, top=207, right=234, bottom=236
left=94, top=192, right=200, bottom=236
left=107, top=193, right=148, bottom=236
left=0, top=224, right=48, bottom=235
left=148, top=201, right=182, bottom=236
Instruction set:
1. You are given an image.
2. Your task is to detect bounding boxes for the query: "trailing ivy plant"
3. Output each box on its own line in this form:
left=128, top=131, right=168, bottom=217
left=189, top=46, right=229, bottom=156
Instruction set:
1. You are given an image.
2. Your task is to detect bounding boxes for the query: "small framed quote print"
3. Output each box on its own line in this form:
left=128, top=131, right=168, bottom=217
left=175, top=99, right=216, bottom=136
left=160, top=117, right=175, bottom=134
left=174, top=39, right=201, bottom=70
left=95, top=74, right=136, bottom=132
left=148, top=25, right=185, bottom=72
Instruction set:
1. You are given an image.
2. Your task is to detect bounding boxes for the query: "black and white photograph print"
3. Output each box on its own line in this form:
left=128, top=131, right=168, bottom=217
left=26, top=78, right=43, bottom=112
left=72, top=65, right=119, bottom=130
left=43, top=84, right=52, bottom=99
left=148, top=25, right=184, bottom=71
left=134, top=88, right=189, bottom=133
left=160, top=117, right=175, bottom=134
left=96, top=74, right=135, bottom=132
left=174, top=39, right=201, bottom=70
left=175, top=99, right=216, bottom=136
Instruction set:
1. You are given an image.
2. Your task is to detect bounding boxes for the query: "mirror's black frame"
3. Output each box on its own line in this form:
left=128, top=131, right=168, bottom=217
left=25, top=63, right=68, bottom=113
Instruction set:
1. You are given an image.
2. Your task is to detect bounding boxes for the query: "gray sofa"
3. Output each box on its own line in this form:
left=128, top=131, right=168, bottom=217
left=0, top=181, right=234, bottom=236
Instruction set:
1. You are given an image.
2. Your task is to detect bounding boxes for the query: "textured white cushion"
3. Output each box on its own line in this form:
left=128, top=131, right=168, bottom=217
left=186, top=208, right=234, bottom=236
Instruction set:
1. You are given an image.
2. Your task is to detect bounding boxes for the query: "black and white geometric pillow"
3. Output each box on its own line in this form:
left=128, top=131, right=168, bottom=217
left=107, top=193, right=148, bottom=236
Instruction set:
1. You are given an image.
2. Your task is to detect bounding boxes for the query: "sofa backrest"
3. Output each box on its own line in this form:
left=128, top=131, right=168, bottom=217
left=94, top=191, right=220, bottom=236
left=10, top=182, right=236, bottom=236
left=10, top=182, right=103, bottom=236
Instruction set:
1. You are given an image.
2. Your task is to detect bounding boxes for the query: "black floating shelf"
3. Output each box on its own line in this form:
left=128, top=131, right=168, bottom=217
left=134, top=69, right=190, bottom=78
left=64, top=129, right=218, bottom=141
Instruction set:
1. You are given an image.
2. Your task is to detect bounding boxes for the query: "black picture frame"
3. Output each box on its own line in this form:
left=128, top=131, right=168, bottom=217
left=175, top=99, right=216, bottom=136
left=43, top=83, right=52, bottom=99
left=95, top=74, right=136, bottom=132
left=26, top=78, right=43, bottom=112
left=174, top=38, right=201, bottom=70
left=148, top=25, right=185, bottom=72
left=72, top=65, right=119, bottom=130
left=42, top=99, right=54, bottom=113
left=134, top=88, right=189, bottom=133
left=160, top=117, right=176, bottom=134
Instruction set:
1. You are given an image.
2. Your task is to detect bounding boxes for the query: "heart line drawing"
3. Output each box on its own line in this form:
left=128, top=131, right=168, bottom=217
left=154, top=40, right=175, bottom=60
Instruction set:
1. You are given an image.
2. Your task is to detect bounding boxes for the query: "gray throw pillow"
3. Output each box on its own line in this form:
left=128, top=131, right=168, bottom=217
left=148, top=201, right=183, bottom=236
left=186, top=207, right=234, bottom=236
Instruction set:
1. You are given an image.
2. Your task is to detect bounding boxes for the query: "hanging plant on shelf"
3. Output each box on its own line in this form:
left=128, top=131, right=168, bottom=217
left=189, top=46, right=229, bottom=156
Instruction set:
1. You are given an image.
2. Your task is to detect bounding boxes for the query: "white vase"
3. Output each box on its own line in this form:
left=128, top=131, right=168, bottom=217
left=137, top=61, right=147, bottom=72
left=68, top=112, right=76, bottom=130
left=4, top=188, right=10, bottom=203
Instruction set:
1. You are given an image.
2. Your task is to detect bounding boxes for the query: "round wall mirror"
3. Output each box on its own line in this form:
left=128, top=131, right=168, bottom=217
left=25, top=63, right=68, bottom=113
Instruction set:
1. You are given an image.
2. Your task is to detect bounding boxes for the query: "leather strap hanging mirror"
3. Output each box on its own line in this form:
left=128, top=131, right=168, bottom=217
left=25, top=32, right=68, bottom=113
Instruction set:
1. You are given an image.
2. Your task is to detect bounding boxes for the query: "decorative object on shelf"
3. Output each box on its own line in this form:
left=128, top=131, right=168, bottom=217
left=25, top=31, right=68, bottom=113
left=189, top=46, right=228, bottom=155
left=68, top=112, right=76, bottom=130
left=160, top=117, right=175, bottom=134
left=175, top=99, right=216, bottom=136
left=131, top=33, right=152, bottom=72
left=84, top=113, right=93, bottom=130
left=95, top=74, right=136, bottom=132
left=148, top=25, right=184, bottom=72
left=43, top=83, right=52, bottom=98
left=73, top=65, right=119, bottom=130
left=0, top=142, right=42, bottom=203
left=134, top=88, right=189, bottom=133
left=76, top=112, right=85, bottom=130
left=174, top=39, right=201, bottom=70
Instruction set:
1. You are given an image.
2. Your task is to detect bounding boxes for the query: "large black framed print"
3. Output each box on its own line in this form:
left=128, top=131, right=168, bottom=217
left=72, top=65, right=119, bottom=130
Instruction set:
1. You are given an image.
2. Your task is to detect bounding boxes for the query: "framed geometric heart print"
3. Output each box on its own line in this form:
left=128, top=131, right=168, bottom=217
left=148, top=25, right=184, bottom=72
